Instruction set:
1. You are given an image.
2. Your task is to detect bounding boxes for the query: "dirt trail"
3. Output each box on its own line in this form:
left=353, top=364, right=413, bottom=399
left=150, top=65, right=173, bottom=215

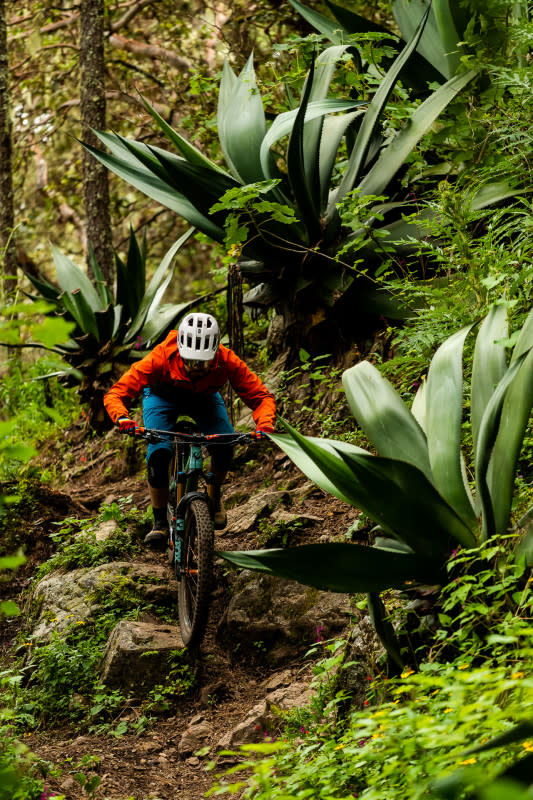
left=4, top=424, right=354, bottom=800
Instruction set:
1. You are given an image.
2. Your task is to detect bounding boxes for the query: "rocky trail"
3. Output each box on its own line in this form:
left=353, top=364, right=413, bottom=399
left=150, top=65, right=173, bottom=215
left=1, top=422, right=359, bottom=800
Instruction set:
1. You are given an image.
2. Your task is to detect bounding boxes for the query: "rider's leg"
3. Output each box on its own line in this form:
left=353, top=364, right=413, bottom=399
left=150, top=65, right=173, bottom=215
left=142, top=389, right=175, bottom=544
left=187, top=392, right=234, bottom=529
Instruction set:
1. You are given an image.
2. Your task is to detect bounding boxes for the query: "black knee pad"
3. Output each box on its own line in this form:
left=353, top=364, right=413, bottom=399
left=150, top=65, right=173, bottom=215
left=147, top=449, right=172, bottom=488
left=208, top=444, right=234, bottom=473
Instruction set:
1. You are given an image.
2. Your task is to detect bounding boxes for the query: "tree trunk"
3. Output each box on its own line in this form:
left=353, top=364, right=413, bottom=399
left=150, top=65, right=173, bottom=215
left=80, top=0, right=113, bottom=282
left=0, top=0, right=17, bottom=302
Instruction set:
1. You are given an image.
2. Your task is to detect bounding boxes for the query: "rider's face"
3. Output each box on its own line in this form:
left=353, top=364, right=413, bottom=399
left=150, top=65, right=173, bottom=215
left=182, top=357, right=214, bottom=378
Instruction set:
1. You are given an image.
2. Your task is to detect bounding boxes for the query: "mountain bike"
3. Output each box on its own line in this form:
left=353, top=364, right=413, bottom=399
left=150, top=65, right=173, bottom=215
left=135, top=425, right=257, bottom=648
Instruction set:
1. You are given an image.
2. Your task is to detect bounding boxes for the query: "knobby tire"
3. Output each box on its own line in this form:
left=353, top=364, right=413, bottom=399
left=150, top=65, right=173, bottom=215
left=178, top=498, right=213, bottom=647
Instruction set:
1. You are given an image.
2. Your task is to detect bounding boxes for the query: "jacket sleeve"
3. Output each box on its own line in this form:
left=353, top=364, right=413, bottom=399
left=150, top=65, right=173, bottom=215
left=103, top=347, right=165, bottom=424
left=225, top=350, right=276, bottom=430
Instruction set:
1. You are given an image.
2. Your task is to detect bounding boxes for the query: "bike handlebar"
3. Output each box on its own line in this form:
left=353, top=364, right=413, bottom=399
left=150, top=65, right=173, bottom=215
left=131, top=427, right=262, bottom=446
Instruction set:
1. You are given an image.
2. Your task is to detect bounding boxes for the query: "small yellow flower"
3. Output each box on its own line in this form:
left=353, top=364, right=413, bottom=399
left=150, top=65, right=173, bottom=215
left=431, top=689, right=440, bottom=695
left=23, top=641, right=33, bottom=646
left=401, top=668, right=414, bottom=678
left=444, top=708, right=453, bottom=713
left=511, top=671, right=525, bottom=679
left=334, top=743, right=346, bottom=750
left=227, top=244, right=242, bottom=259
left=460, top=758, right=477, bottom=766
left=76, top=620, right=86, bottom=625
left=522, top=741, right=533, bottom=753
left=458, top=664, right=469, bottom=670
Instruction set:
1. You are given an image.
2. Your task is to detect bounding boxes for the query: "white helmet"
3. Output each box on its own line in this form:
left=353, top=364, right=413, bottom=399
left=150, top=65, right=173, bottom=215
left=177, top=313, right=220, bottom=360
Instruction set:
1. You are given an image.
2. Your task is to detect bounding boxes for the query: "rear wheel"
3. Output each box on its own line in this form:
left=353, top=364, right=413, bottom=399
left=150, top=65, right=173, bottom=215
left=178, top=498, right=213, bottom=647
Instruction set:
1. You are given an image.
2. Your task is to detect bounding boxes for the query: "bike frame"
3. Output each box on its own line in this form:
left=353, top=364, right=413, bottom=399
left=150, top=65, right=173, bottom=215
left=136, top=427, right=252, bottom=580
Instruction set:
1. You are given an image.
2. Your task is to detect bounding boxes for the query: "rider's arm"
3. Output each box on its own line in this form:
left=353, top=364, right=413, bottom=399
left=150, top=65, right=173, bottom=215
left=222, top=347, right=276, bottom=432
left=104, top=347, right=166, bottom=424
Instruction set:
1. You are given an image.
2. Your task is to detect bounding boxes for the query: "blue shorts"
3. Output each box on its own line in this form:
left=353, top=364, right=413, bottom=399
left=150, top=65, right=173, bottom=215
left=142, top=387, right=235, bottom=472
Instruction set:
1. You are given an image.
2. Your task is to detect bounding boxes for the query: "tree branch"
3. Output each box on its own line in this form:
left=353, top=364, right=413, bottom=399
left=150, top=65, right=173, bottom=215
left=108, top=33, right=191, bottom=72
left=110, top=0, right=155, bottom=32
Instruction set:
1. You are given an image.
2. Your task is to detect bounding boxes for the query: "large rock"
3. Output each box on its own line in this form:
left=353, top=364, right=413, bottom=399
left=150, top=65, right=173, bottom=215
left=100, top=619, right=189, bottom=691
left=30, top=562, right=178, bottom=642
left=218, top=571, right=351, bottom=662
left=225, top=490, right=291, bottom=535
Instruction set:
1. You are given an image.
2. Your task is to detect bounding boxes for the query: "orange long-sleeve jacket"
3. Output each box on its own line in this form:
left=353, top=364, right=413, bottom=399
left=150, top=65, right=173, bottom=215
left=104, top=331, right=276, bottom=430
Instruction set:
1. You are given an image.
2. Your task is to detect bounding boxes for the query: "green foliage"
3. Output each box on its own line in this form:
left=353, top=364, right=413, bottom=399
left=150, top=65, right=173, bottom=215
left=211, top=540, right=532, bottom=799
left=86, top=26, right=477, bottom=341
left=34, top=499, right=144, bottom=580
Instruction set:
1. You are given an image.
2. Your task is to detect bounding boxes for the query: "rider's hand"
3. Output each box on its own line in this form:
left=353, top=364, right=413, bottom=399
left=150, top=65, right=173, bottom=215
left=117, top=417, right=138, bottom=435
left=254, top=425, right=274, bottom=439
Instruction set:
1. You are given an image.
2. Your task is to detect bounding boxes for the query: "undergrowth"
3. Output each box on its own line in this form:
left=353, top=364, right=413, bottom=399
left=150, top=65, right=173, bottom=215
left=210, top=536, right=533, bottom=799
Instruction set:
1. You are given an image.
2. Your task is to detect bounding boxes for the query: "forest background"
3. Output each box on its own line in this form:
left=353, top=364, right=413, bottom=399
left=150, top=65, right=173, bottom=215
left=0, top=0, right=532, bottom=798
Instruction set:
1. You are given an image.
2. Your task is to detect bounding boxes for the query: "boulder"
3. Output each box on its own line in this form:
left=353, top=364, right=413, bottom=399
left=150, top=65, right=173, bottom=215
left=217, top=571, right=351, bottom=662
left=30, top=562, right=177, bottom=642
left=99, top=619, right=189, bottom=691
left=225, top=490, right=291, bottom=535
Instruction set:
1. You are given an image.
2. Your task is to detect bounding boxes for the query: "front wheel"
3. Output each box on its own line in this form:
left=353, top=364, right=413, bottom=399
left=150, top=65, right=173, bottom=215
left=178, top=498, right=213, bottom=647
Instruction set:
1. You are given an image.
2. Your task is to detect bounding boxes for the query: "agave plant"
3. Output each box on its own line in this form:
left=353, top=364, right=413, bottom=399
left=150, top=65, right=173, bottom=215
left=290, top=0, right=525, bottom=83
left=220, top=304, right=533, bottom=664
left=23, top=227, right=198, bottom=426
left=84, top=8, right=476, bottom=351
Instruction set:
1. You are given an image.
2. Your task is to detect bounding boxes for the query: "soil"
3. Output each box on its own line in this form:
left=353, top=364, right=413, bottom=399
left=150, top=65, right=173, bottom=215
left=1, top=422, right=358, bottom=800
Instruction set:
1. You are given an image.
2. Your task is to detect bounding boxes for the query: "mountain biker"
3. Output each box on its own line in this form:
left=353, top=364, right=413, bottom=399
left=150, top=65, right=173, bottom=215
left=104, top=312, right=276, bottom=545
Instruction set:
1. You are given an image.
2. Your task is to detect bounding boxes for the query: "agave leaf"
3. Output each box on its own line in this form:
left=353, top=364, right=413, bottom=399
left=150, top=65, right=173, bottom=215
left=24, top=272, right=61, bottom=303
left=358, top=69, right=477, bottom=199
left=116, top=226, right=145, bottom=322
left=470, top=181, right=527, bottom=211
left=476, top=349, right=532, bottom=540
left=93, top=305, right=117, bottom=343
left=51, top=245, right=103, bottom=312
left=326, top=0, right=394, bottom=36
left=486, top=308, right=533, bottom=536
left=342, top=360, right=433, bottom=480
left=334, top=3, right=431, bottom=208
left=260, top=99, right=363, bottom=182
left=218, top=542, right=439, bottom=593
left=126, top=228, right=194, bottom=343
left=336, top=447, right=475, bottom=552
left=270, top=429, right=370, bottom=504
left=87, top=243, right=113, bottom=307
left=319, top=111, right=365, bottom=211
left=426, top=324, right=477, bottom=527
left=287, top=53, right=321, bottom=241
left=68, top=289, right=99, bottom=340
left=274, top=420, right=475, bottom=552
left=148, top=145, right=240, bottom=219
left=139, top=94, right=231, bottom=177
left=471, top=304, right=508, bottom=454
left=218, top=55, right=268, bottom=184
left=83, top=136, right=225, bottom=240
left=126, top=225, right=146, bottom=311
left=287, top=0, right=347, bottom=44
left=411, top=377, right=427, bottom=432
left=139, top=302, right=189, bottom=346
left=393, top=0, right=460, bottom=79
left=303, top=45, right=359, bottom=209
left=367, top=592, right=404, bottom=667
left=306, top=0, right=445, bottom=89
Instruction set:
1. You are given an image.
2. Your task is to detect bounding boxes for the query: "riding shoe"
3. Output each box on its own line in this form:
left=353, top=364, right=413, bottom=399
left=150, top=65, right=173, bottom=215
left=214, top=495, right=227, bottom=530
left=144, top=523, right=168, bottom=547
